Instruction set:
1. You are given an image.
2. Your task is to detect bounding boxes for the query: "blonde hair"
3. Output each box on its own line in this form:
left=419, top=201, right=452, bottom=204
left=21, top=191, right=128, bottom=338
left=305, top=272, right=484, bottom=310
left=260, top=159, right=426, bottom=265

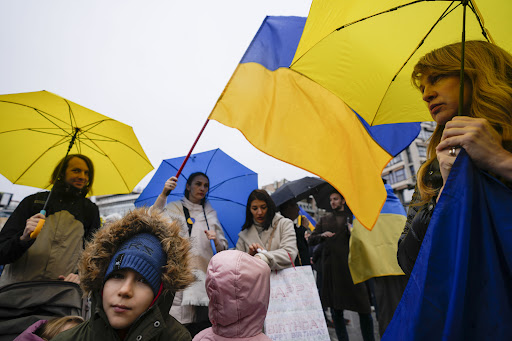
left=36, top=316, right=84, bottom=340
left=411, top=40, right=512, bottom=204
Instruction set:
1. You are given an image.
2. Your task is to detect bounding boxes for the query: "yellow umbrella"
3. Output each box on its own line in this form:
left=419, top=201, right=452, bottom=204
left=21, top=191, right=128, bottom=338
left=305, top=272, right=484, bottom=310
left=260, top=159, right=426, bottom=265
left=291, top=0, right=511, bottom=126
left=0, top=90, right=153, bottom=196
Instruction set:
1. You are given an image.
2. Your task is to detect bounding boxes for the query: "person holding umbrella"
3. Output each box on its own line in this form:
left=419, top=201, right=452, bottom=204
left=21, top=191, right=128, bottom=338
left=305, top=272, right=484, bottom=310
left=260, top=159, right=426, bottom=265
left=236, top=189, right=297, bottom=270
left=397, top=40, right=512, bottom=276
left=152, top=172, right=228, bottom=337
left=0, top=154, right=100, bottom=286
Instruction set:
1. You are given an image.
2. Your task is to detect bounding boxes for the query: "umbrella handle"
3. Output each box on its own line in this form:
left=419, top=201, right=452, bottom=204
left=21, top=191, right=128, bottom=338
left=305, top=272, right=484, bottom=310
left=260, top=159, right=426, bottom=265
left=210, top=239, right=217, bottom=255
left=30, top=210, right=46, bottom=239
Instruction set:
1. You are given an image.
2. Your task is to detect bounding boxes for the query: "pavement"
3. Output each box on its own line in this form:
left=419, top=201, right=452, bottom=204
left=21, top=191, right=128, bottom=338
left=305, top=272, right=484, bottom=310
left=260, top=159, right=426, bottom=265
left=326, top=309, right=381, bottom=341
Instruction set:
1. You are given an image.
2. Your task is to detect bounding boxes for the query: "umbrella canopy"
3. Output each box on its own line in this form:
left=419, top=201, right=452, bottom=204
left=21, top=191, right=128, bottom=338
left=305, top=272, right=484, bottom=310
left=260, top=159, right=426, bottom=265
left=270, top=176, right=328, bottom=208
left=291, top=0, right=511, bottom=126
left=209, top=16, right=420, bottom=229
left=0, top=91, right=153, bottom=196
left=134, top=148, right=258, bottom=248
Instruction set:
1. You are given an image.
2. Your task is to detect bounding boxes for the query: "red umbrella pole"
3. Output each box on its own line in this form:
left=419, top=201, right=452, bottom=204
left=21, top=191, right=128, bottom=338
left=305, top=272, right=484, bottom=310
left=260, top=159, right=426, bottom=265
left=165, top=118, right=210, bottom=195
left=163, top=118, right=217, bottom=255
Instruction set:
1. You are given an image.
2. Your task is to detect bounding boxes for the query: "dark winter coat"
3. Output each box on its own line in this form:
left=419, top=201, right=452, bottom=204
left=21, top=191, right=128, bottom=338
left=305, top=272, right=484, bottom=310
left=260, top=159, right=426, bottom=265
left=52, top=208, right=195, bottom=341
left=397, top=160, right=442, bottom=276
left=309, top=210, right=371, bottom=313
left=293, top=224, right=310, bottom=266
left=0, top=183, right=100, bottom=286
left=52, top=291, right=191, bottom=341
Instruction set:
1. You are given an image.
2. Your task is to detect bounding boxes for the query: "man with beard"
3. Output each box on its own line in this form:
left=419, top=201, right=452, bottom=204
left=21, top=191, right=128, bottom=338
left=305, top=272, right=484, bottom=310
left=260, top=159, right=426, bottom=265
left=309, top=190, right=374, bottom=341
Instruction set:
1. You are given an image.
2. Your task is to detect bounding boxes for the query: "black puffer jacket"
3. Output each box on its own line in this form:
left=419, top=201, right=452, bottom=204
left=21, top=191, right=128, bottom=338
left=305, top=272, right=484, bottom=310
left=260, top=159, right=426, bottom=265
left=397, top=160, right=443, bottom=276
left=0, top=182, right=100, bottom=285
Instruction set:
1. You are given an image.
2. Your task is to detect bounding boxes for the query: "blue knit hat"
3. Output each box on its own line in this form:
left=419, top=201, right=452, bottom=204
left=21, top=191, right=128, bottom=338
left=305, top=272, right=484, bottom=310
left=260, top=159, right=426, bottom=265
left=105, top=233, right=166, bottom=296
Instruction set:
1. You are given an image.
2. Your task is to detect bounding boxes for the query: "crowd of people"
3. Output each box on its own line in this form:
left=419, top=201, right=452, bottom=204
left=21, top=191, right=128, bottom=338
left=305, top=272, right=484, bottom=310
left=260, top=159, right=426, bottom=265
left=0, top=40, right=511, bottom=340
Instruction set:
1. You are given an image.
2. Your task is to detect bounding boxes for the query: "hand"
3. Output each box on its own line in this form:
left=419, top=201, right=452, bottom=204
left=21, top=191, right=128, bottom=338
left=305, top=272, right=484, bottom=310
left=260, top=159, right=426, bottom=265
left=436, top=117, right=508, bottom=176
left=162, top=176, right=178, bottom=196
left=204, top=230, right=217, bottom=241
left=20, top=213, right=45, bottom=242
left=248, top=243, right=264, bottom=256
left=300, top=216, right=310, bottom=228
left=59, top=273, right=80, bottom=284
left=321, top=231, right=335, bottom=238
left=437, top=145, right=458, bottom=186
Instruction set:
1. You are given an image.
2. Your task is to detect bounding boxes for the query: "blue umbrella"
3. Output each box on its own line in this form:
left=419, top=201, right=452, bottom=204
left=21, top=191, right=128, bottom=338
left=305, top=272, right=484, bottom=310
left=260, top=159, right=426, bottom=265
left=135, top=148, right=258, bottom=248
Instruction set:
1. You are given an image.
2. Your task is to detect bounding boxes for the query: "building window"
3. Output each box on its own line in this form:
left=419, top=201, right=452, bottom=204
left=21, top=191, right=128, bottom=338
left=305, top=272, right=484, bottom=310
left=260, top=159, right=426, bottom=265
left=395, top=168, right=406, bottom=182
left=417, top=145, right=427, bottom=157
left=420, top=129, right=433, bottom=141
left=409, top=165, right=416, bottom=178
left=382, top=167, right=406, bottom=184
left=387, top=153, right=403, bottom=166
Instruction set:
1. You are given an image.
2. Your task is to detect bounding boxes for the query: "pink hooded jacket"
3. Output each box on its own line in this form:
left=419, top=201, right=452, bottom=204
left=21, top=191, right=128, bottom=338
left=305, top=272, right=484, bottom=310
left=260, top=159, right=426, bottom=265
left=193, top=250, right=271, bottom=341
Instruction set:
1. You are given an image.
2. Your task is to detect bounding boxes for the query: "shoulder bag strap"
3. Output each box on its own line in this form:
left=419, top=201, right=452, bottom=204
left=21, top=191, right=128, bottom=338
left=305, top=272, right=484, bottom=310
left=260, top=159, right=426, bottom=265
left=182, top=206, right=193, bottom=236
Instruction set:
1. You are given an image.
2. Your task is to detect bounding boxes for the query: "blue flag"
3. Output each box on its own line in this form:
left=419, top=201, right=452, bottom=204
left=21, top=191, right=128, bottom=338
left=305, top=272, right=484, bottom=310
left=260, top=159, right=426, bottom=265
left=383, top=150, right=512, bottom=340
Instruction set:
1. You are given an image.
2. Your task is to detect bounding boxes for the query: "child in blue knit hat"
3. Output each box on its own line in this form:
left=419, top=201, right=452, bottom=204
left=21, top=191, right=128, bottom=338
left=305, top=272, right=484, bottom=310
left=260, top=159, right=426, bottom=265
left=52, top=208, right=195, bottom=341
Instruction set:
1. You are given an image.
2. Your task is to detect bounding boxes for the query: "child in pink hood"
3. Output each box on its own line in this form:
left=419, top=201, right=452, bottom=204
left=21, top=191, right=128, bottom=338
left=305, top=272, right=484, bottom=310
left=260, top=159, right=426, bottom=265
left=193, top=250, right=271, bottom=341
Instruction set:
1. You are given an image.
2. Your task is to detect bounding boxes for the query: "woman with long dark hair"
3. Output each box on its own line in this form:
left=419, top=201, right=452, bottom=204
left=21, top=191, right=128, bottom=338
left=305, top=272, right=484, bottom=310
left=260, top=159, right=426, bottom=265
left=235, top=189, right=297, bottom=270
left=153, top=172, right=227, bottom=336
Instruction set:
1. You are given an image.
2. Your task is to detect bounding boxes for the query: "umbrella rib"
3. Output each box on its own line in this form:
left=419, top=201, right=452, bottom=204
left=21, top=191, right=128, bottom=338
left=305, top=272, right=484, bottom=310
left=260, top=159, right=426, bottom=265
left=65, top=98, right=78, bottom=129
left=290, top=0, right=428, bottom=68
left=370, top=1, right=461, bottom=125
left=0, top=100, right=73, bottom=134
left=79, top=119, right=117, bottom=134
left=467, top=1, right=491, bottom=43
left=78, top=131, right=152, bottom=192
left=79, top=130, right=153, bottom=166
left=11, top=134, right=72, bottom=184
left=204, top=195, right=247, bottom=208
left=81, top=134, right=131, bottom=191
left=209, top=174, right=257, bottom=192
left=0, top=128, right=71, bottom=138
left=204, top=149, right=220, bottom=176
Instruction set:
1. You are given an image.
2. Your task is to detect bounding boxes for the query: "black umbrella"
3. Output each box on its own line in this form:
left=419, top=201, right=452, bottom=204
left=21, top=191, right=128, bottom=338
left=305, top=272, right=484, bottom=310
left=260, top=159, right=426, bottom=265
left=270, top=176, right=328, bottom=208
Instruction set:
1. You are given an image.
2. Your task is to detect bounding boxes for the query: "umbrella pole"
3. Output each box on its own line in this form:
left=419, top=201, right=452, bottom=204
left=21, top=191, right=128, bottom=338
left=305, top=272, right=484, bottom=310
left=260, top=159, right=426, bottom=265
left=164, top=119, right=210, bottom=195
left=30, top=128, right=80, bottom=238
left=162, top=118, right=216, bottom=254
left=458, top=0, right=468, bottom=116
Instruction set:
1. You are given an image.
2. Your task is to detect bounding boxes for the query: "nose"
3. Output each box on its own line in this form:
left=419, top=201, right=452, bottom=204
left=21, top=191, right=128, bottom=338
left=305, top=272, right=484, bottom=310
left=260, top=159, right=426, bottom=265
left=422, top=85, right=436, bottom=103
left=118, top=279, right=133, bottom=298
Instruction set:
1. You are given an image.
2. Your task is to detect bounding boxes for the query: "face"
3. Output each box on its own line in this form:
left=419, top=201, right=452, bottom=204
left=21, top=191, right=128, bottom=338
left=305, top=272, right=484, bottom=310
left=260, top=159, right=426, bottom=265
left=420, top=73, right=472, bottom=126
left=102, top=269, right=154, bottom=331
left=281, top=202, right=299, bottom=221
left=64, top=157, right=89, bottom=189
left=250, top=199, right=268, bottom=224
left=329, top=193, right=345, bottom=211
left=186, top=175, right=209, bottom=204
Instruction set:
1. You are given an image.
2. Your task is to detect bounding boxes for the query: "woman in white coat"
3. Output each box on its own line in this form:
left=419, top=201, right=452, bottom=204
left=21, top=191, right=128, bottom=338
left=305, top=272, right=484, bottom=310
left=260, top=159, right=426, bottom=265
left=153, top=172, right=228, bottom=337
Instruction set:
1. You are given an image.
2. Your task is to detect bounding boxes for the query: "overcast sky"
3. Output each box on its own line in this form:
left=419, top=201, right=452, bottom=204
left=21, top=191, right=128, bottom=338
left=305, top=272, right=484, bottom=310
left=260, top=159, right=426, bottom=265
left=0, top=0, right=313, bottom=201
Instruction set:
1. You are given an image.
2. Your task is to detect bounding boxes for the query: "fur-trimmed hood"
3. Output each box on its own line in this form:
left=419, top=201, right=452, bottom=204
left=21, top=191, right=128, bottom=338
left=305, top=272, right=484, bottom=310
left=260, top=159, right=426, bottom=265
left=79, top=207, right=195, bottom=296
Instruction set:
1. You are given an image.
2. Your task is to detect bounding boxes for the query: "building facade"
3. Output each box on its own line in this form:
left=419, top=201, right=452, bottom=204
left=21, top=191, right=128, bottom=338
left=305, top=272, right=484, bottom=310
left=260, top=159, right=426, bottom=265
left=381, top=122, right=436, bottom=205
